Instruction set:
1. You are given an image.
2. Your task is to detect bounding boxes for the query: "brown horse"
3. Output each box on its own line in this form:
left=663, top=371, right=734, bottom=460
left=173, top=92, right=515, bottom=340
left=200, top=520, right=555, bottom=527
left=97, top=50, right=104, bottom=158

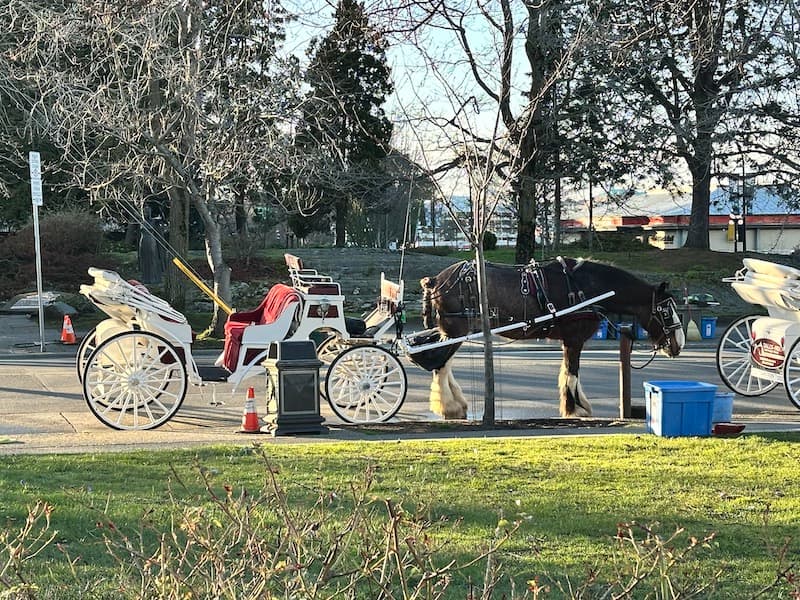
left=408, top=257, right=685, bottom=418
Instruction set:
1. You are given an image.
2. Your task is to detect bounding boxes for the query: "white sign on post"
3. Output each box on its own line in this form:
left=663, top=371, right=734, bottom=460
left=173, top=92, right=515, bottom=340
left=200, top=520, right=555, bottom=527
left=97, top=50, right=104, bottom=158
left=29, top=151, right=43, bottom=206
left=29, top=151, right=46, bottom=351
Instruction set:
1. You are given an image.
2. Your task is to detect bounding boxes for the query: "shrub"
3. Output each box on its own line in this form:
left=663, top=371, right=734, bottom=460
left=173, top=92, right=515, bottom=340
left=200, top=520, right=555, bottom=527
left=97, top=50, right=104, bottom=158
left=1, top=211, right=103, bottom=259
left=483, top=231, right=498, bottom=251
left=0, top=211, right=116, bottom=300
left=408, top=246, right=455, bottom=257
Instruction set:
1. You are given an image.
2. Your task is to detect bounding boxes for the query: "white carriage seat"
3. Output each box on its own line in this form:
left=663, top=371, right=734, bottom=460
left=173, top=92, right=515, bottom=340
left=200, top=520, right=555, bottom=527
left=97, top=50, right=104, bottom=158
left=221, top=283, right=301, bottom=372
left=80, top=267, right=188, bottom=326
left=731, top=281, right=800, bottom=316
left=284, top=253, right=339, bottom=292
left=360, top=273, right=404, bottom=337
left=743, top=258, right=800, bottom=280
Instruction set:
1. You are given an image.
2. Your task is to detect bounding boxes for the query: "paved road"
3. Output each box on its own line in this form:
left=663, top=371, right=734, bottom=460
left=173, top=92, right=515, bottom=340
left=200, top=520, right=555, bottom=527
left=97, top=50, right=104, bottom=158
left=1, top=313, right=798, bottom=454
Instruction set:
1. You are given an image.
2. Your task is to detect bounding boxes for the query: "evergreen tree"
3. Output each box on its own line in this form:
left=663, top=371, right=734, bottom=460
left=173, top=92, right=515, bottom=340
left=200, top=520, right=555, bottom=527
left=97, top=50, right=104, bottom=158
left=300, top=0, right=394, bottom=247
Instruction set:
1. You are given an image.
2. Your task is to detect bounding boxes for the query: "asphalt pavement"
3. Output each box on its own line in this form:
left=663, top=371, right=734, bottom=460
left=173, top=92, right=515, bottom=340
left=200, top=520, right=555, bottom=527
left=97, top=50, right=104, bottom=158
left=1, top=312, right=798, bottom=455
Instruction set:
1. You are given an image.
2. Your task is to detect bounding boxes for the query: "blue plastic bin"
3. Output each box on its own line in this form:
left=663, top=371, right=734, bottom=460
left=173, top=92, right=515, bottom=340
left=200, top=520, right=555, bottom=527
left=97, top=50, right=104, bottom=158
left=712, top=392, right=734, bottom=423
left=643, top=380, right=717, bottom=437
left=614, top=322, right=632, bottom=340
left=593, top=320, right=609, bottom=340
left=700, top=317, right=717, bottom=339
left=635, top=322, right=648, bottom=340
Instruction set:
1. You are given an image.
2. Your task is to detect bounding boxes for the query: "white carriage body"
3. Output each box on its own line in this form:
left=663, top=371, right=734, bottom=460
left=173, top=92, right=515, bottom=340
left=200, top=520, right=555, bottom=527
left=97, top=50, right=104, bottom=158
left=721, top=257, right=800, bottom=406
left=748, top=317, right=800, bottom=383
left=78, top=258, right=409, bottom=429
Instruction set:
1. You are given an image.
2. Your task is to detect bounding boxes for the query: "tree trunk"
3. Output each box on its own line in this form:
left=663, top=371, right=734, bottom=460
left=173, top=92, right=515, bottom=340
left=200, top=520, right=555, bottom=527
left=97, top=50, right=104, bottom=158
left=164, top=189, right=188, bottom=311
left=475, top=239, right=496, bottom=425
left=553, top=176, right=562, bottom=249
left=683, top=0, right=717, bottom=250
left=194, top=192, right=232, bottom=338
left=335, top=197, right=348, bottom=247
left=515, top=175, right=537, bottom=264
left=685, top=159, right=712, bottom=249
left=125, top=222, right=139, bottom=248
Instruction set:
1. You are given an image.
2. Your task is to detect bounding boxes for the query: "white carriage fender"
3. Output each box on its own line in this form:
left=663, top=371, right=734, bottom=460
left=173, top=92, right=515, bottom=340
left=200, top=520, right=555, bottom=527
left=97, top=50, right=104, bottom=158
left=404, top=290, right=615, bottom=354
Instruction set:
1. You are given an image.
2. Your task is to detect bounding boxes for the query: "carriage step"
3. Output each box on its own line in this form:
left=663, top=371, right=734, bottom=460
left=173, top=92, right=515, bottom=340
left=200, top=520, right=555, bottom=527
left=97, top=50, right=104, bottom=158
left=196, top=366, right=230, bottom=382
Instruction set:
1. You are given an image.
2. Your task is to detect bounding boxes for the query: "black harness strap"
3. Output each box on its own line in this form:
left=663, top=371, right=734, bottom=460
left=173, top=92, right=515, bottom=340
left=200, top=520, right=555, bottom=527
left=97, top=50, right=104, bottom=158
left=522, top=261, right=556, bottom=317
left=557, top=256, right=586, bottom=305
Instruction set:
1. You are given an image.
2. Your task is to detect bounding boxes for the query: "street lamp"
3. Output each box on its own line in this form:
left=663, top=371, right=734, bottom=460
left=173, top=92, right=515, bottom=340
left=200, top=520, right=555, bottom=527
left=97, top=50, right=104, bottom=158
left=729, top=212, right=744, bottom=254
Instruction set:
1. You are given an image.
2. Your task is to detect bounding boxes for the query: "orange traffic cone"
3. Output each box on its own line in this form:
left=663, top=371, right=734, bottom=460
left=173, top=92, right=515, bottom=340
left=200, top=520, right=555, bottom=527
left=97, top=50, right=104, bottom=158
left=60, top=315, right=77, bottom=345
left=240, top=387, right=262, bottom=433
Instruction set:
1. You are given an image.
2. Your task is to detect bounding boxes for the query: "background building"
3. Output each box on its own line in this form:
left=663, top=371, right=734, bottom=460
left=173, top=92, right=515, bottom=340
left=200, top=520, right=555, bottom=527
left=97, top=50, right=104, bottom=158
left=415, top=195, right=517, bottom=248
left=563, top=185, right=800, bottom=254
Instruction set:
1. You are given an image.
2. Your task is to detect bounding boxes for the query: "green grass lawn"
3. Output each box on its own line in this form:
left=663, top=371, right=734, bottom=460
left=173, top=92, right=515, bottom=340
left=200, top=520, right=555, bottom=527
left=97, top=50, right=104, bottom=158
left=2, top=434, right=800, bottom=598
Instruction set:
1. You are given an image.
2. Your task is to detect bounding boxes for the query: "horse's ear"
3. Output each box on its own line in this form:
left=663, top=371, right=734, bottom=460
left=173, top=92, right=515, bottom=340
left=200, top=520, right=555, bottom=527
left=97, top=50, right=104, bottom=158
left=420, top=276, right=437, bottom=289
left=658, top=282, right=669, bottom=294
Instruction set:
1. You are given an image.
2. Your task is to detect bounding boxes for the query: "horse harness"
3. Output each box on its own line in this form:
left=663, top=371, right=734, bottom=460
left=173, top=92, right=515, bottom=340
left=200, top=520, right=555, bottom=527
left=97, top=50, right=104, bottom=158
left=438, top=258, right=596, bottom=331
left=521, top=257, right=588, bottom=316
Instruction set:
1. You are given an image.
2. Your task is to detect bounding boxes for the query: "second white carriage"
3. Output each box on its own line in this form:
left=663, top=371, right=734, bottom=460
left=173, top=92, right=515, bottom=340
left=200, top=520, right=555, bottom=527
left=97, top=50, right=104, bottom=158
left=717, top=257, right=800, bottom=410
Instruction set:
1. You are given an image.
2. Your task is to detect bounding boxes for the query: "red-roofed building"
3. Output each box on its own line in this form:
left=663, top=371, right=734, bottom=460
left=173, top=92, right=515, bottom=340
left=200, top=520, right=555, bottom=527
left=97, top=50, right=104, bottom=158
left=563, top=185, right=800, bottom=254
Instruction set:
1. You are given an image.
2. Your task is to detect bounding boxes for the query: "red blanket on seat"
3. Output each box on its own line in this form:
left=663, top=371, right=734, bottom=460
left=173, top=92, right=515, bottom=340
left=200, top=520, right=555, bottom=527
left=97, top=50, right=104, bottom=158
left=222, top=283, right=299, bottom=372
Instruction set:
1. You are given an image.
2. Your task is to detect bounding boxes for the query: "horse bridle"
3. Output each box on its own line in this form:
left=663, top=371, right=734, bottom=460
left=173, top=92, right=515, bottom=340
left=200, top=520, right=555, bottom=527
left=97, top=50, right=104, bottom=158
left=648, top=295, right=682, bottom=350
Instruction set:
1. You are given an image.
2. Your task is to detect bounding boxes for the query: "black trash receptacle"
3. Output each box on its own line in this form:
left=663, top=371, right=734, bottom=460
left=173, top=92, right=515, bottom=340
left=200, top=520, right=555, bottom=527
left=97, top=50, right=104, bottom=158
left=263, top=340, right=327, bottom=436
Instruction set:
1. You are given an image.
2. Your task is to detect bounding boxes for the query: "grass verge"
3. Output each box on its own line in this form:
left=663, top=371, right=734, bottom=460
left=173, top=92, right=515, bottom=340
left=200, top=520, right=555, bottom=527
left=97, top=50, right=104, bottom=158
left=2, top=433, right=800, bottom=598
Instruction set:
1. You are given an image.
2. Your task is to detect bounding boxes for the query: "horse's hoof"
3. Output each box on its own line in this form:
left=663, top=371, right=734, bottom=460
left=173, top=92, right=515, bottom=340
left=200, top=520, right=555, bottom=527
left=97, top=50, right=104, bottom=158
left=443, top=409, right=467, bottom=420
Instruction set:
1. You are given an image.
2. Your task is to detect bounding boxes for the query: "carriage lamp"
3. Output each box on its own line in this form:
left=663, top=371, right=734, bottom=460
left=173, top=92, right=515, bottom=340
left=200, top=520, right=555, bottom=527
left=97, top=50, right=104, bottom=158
left=263, top=340, right=327, bottom=436
left=318, top=298, right=331, bottom=319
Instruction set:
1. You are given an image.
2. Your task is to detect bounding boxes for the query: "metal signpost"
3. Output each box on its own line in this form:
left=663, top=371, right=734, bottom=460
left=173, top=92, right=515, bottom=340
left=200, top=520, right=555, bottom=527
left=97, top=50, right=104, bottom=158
left=29, top=151, right=46, bottom=352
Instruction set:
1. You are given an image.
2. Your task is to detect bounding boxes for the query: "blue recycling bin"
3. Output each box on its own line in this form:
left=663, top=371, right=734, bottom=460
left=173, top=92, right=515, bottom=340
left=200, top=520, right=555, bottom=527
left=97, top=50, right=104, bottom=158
left=700, top=316, right=717, bottom=339
left=593, top=320, right=609, bottom=340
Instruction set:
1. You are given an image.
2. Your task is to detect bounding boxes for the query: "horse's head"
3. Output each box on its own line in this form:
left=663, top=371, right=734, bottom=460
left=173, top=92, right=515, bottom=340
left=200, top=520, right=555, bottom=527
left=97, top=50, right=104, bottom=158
left=643, top=283, right=685, bottom=357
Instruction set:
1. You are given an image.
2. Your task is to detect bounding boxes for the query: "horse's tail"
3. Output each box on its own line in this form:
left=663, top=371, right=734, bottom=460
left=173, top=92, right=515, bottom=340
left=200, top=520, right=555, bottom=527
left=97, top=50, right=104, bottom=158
left=420, top=276, right=437, bottom=329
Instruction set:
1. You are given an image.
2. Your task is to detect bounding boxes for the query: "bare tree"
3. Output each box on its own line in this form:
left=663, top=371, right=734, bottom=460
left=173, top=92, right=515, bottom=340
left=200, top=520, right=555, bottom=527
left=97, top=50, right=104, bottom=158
left=1, top=0, right=303, bottom=332
left=387, top=0, right=593, bottom=423
left=599, top=0, right=800, bottom=249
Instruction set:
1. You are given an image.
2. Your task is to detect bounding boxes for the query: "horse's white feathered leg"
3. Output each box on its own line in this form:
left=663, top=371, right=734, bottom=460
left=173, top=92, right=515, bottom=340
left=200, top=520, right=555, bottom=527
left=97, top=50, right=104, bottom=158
left=559, top=361, right=592, bottom=417
left=446, top=365, right=468, bottom=416
left=573, top=376, right=592, bottom=416
left=430, top=368, right=451, bottom=417
left=430, top=360, right=466, bottom=419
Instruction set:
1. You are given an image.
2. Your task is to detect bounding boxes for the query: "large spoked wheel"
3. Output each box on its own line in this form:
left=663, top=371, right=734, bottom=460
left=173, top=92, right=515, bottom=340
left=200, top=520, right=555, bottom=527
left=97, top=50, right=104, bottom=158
left=325, top=345, right=407, bottom=423
left=75, top=327, right=97, bottom=383
left=317, top=335, right=349, bottom=365
left=782, top=338, right=800, bottom=411
left=716, top=315, right=778, bottom=396
left=83, top=331, right=188, bottom=430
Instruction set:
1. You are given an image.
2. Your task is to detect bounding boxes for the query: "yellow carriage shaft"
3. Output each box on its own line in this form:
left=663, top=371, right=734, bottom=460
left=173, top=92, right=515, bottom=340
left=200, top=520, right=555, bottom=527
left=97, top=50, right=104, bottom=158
left=171, top=257, right=234, bottom=315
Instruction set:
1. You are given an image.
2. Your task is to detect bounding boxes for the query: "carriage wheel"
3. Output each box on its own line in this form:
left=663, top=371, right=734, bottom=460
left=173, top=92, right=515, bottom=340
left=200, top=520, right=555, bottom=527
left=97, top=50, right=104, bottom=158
left=716, top=315, right=778, bottom=396
left=317, top=335, right=349, bottom=365
left=75, top=327, right=97, bottom=383
left=83, top=331, right=187, bottom=430
left=782, top=338, right=800, bottom=411
left=325, top=345, right=407, bottom=424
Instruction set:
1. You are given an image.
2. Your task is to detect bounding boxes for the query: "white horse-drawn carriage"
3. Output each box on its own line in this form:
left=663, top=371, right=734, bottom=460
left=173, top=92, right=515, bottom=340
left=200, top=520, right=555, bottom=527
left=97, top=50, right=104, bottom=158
left=717, top=257, right=800, bottom=409
left=77, top=252, right=630, bottom=431
left=77, top=254, right=407, bottom=430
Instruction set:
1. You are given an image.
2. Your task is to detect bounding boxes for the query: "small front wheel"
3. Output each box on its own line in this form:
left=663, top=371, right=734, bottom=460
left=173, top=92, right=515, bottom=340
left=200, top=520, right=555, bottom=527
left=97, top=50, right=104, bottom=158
left=83, top=331, right=187, bottom=430
left=325, top=345, right=406, bottom=423
left=783, top=337, right=800, bottom=411
left=316, top=335, right=349, bottom=365
left=75, top=327, right=97, bottom=383
left=716, top=315, right=778, bottom=396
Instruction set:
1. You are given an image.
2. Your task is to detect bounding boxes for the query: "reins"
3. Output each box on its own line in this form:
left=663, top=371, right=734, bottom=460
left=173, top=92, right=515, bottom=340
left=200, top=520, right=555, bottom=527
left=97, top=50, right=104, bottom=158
left=599, top=314, right=659, bottom=369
